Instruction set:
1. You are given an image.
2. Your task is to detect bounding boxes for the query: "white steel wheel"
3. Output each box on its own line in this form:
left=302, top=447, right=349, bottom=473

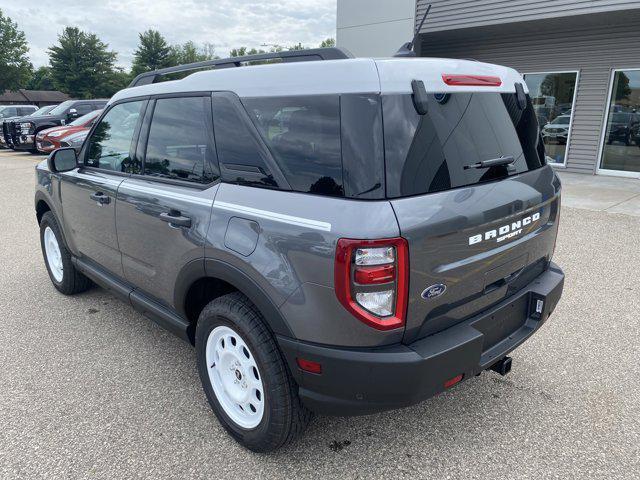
left=205, top=325, right=265, bottom=429
left=44, top=226, right=63, bottom=282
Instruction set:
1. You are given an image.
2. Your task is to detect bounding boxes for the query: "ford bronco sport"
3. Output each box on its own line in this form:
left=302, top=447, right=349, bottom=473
left=35, top=47, right=564, bottom=452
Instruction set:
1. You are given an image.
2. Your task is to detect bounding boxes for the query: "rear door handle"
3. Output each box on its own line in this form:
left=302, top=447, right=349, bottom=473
left=159, top=211, right=192, bottom=228
left=90, top=192, right=110, bottom=205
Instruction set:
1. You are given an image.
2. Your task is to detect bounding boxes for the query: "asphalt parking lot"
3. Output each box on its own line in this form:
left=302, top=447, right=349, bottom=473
left=1, top=149, right=639, bottom=479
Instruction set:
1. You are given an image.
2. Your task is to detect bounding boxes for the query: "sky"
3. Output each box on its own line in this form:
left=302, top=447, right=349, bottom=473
left=2, top=0, right=337, bottom=69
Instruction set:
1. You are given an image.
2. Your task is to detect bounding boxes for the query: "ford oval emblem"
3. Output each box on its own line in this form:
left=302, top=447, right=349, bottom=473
left=421, top=283, right=447, bottom=300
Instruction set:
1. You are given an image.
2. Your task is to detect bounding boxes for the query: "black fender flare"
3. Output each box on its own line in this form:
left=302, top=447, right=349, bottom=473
left=34, top=188, right=75, bottom=253
left=174, top=258, right=295, bottom=338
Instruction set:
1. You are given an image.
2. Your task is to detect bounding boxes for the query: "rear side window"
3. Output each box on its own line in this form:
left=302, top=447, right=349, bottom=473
left=212, top=95, right=279, bottom=189
left=144, top=97, right=218, bottom=184
left=243, top=95, right=344, bottom=197
left=383, top=92, right=544, bottom=198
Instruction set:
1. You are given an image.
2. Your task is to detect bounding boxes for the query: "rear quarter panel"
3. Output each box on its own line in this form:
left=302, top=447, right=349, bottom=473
left=205, top=183, right=405, bottom=347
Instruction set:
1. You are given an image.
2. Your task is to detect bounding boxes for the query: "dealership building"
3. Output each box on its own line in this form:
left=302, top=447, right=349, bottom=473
left=337, top=1, right=640, bottom=178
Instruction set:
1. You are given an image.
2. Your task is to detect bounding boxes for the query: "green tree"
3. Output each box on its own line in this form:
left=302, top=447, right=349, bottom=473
left=229, top=46, right=267, bottom=57
left=614, top=72, right=632, bottom=102
left=48, top=27, right=119, bottom=98
left=26, top=66, right=54, bottom=90
left=171, top=41, right=215, bottom=64
left=131, top=30, right=174, bottom=76
left=319, top=38, right=335, bottom=48
left=0, top=9, right=32, bottom=92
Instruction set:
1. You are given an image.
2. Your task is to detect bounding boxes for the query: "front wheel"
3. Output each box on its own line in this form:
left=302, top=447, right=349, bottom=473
left=39, top=211, right=92, bottom=295
left=195, top=292, right=311, bottom=452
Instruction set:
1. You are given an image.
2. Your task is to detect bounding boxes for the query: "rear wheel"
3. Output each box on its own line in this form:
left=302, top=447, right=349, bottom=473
left=195, top=292, right=311, bottom=452
left=39, top=211, right=92, bottom=295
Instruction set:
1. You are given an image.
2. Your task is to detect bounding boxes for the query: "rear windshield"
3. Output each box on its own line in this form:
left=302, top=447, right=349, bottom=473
left=383, top=92, right=545, bottom=198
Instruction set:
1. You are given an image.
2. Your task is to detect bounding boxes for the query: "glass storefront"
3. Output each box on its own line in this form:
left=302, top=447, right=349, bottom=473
left=600, top=69, right=640, bottom=174
left=523, top=72, right=578, bottom=165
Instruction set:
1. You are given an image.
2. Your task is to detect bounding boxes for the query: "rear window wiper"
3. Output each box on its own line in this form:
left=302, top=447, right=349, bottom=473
left=464, top=155, right=515, bottom=170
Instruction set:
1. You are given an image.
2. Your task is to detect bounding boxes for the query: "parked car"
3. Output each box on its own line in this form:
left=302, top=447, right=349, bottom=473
left=9, top=99, right=106, bottom=152
left=0, top=104, right=37, bottom=120
left=36, top=109, right=102, bottom=154
left=35, top=48, right=564, bottom=452
left=0, top=104, right=40, bottom=148
left=606, top=112, right=640, bottom=145
left=58, top=129, right=90, bottom=154
left=541, top=115, right=571, bottom=144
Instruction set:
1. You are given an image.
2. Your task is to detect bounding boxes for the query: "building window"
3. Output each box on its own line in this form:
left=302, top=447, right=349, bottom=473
left=523, top=71, right=579, bottom=166
left=599, top=69, right=640, bottom=175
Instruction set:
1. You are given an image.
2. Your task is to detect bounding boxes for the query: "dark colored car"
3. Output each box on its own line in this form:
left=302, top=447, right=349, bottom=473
left=606, top=112, right=640, bottom=145
left=0, top=104, right=40, bottom=148
left=9, top=100, right=107, bottom=152
left=35, top=49, right=563, bottom=452
left=36, top=109, right=102, bottom=154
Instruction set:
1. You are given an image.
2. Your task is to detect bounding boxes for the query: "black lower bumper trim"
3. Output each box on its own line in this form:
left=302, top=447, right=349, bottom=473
left=277, top=262, right=564, bottom=416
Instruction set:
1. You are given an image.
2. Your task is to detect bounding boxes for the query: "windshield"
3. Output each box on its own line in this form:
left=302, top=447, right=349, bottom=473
left=31, top=106, right=55, bottom=116
left=69, top=109, right=102, bottom=126
left=551, top=116, right=570, bottom=125
left=48, top=101, right=75, bottom=116
left=383, top=92, right=545, bottom=197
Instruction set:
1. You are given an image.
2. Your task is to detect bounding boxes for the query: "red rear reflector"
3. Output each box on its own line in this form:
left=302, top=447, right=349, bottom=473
left=442, top=74, right=502, bottom=87
left=296, top=358, right=322, bottom=374
left=444, top=374, right=464, bottom=389
left=354, top=265, right=395, bottom=285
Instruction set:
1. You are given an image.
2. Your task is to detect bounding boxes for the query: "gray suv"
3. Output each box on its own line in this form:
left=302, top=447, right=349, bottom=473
left=35, top=48, right=564, bottom=452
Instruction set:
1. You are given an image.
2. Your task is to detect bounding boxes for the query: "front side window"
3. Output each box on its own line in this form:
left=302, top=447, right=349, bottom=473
left=383, top=92, right=544, bottom=198
left=523, top=72, right=578, bottom=165
left=86, top=101, right=144, bottom=172
left=144, top=96, right=218, bottom=184
left=75, top=104, right=94, bottom=116
left=243, top=95, right=343, bottom=196
left=69, top=109, right=102, bottom=127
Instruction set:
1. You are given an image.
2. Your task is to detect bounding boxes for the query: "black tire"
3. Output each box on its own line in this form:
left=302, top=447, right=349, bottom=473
left=39, top=211, right=92, bottom=295
left=195, top=292, right=312, bottom=452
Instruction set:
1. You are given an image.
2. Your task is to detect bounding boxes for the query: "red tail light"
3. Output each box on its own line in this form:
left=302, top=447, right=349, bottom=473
left=442, top=74, right=502, bottom=87
left=354, top=265, right=396, bottom=285
left=334, top=237, right=408, bottom=331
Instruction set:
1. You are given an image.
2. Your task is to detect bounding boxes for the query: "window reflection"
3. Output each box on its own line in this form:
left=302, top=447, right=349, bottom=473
left=523, top=72, right=578, bottom=165
left=601, top=70, right=640, bottom=173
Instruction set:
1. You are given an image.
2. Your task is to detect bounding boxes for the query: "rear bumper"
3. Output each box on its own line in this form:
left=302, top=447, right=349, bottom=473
left=278, top=262, right=564, bottom=416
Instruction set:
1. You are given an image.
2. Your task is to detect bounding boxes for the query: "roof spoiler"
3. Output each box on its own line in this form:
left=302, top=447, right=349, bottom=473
left=128, top=47, right=354, bottom=88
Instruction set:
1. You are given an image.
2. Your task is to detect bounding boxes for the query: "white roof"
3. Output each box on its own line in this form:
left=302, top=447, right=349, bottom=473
left=109, top=57, right=526, bottom=104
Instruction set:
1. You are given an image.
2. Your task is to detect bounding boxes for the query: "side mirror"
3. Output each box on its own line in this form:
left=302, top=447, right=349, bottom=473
left=47, top=147, right=78, bottom=173
left=67, top=108, right=79, bottom=119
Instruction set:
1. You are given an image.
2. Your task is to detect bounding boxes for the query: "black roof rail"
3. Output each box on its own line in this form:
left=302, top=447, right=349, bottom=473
left=128, top=47, right=354, bottom=88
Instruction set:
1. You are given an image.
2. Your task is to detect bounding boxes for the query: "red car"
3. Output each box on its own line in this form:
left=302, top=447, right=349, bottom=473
left=36, top=109, right=102, bottom=154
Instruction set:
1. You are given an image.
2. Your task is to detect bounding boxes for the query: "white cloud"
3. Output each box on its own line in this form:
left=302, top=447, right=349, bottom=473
left=2, top=0, right=337, bottom=68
